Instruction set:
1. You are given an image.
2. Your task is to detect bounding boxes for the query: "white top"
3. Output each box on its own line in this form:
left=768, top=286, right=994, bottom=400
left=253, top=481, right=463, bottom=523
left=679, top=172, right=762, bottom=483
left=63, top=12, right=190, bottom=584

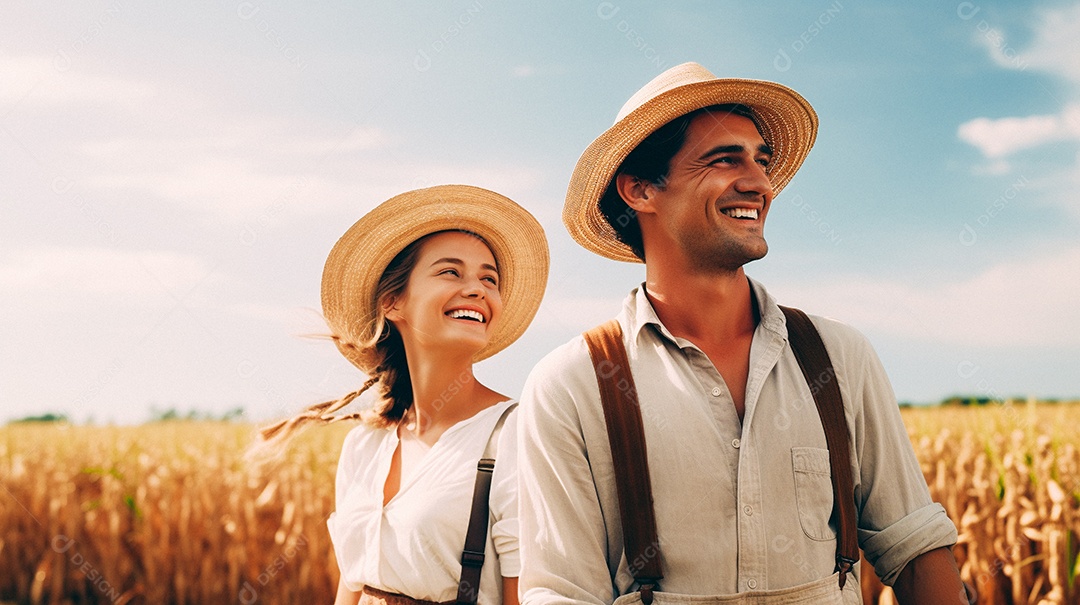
left=328, top=399, right=519, bottom=605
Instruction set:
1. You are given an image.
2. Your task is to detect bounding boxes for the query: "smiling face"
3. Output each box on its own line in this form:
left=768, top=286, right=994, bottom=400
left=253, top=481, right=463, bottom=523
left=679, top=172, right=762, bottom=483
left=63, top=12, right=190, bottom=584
left=639, top=109, right=775, bottom=272
left=384, top=231, right=503, bottom=359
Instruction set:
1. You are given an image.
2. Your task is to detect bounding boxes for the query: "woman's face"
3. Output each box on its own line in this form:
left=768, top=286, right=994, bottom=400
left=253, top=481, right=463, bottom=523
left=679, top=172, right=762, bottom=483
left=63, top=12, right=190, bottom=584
left=385, top=231, right=503, bottom=357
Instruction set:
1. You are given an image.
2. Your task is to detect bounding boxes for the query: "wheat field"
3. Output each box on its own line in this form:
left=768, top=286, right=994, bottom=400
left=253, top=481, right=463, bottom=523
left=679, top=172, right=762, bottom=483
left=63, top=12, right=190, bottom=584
left=1, top=401, right=1078, bottom=604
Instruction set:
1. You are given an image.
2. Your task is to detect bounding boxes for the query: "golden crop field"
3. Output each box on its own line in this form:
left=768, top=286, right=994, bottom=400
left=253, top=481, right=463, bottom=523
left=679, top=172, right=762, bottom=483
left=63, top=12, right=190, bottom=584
left=1, top=401, right=1078, bottom=604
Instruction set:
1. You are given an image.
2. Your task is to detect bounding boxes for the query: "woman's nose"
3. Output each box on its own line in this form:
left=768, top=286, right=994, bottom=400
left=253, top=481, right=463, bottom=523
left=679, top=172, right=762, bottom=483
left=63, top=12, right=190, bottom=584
left=461, top=277, right=485, bottom=298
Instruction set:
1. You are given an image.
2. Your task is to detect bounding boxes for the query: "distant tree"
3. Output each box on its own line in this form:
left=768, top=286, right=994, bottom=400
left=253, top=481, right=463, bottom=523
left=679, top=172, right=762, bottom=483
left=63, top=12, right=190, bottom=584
left=149, top=407, right=180, bottom=421
left=10, top=412, right=69, bottom=424
left=221, top=406, right=245, bottom=421
left=148, top=406, right=246, bottom=422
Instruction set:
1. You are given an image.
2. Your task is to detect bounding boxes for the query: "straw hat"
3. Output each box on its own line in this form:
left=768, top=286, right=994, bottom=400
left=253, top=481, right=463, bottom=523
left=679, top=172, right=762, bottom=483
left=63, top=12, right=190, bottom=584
left=564, top=62, right=819, bottom=262
left=322, top=185, right=549, bottom=372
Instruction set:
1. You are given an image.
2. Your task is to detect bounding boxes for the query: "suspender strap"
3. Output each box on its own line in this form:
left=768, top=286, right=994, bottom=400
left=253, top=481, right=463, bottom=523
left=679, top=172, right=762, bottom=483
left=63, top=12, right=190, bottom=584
left=456, top=403, right=516, bottom=605
left=779, top=306, right=859, bottom=590
left=583, top=308, right=857, bottom=596
left=583, top=320, right=663, bottom=602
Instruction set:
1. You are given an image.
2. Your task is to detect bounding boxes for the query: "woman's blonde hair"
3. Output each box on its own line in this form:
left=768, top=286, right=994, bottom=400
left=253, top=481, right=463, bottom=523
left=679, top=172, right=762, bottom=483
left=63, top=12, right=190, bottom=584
left=259, top=230, right=489, bottom=444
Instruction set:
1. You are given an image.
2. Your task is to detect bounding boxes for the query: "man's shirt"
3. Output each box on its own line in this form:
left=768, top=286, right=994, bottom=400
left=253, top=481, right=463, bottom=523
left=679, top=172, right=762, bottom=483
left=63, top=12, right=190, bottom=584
left=517, top=279, right=957, bottom=604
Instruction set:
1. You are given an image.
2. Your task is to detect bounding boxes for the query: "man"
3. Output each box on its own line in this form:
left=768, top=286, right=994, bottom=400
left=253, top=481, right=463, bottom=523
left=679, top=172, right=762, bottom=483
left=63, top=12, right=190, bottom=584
left=518, top=63, right=968, bottom=604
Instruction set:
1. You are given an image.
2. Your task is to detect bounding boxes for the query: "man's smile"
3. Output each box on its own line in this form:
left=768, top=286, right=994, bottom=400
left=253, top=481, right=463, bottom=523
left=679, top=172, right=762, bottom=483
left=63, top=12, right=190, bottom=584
left=721, top=207, right=760, bottom=220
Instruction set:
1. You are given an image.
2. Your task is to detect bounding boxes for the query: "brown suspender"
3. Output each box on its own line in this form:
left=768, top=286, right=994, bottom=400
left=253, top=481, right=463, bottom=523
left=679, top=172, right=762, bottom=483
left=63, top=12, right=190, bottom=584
left=583, top=320, right=663, bottom=603
left=582, top=307, right=857, bottom=601
left=779, top=305, right=859, bottom=589
left=456, top=403, right=515, bottom=605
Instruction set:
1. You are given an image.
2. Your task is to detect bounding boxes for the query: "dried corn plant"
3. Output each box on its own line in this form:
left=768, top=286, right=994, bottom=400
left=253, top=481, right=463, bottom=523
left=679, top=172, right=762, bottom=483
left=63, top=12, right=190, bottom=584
left=0, top=421, right=350, bottom=604
left=862, top=400, right=1080, bottom=605
left=2, top=402, right=1079, bottom=604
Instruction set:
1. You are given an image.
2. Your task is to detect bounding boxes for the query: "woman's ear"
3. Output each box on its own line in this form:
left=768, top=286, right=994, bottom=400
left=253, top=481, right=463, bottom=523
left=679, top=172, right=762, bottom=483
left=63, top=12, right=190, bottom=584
left=383, top=295, right=403, bottom=323
left=615, top=173, right=658, bottom=215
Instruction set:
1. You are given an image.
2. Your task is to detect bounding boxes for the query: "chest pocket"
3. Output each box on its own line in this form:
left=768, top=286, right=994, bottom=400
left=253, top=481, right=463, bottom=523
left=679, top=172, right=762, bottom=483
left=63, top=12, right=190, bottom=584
left=791, top=447, right=836, bottom=541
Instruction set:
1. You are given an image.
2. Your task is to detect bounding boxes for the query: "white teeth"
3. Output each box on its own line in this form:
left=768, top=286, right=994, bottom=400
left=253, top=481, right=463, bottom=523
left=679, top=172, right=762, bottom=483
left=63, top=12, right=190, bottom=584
left=722, top=208, right=759, bottom=220
left=448, top=309, right=485, bottom=323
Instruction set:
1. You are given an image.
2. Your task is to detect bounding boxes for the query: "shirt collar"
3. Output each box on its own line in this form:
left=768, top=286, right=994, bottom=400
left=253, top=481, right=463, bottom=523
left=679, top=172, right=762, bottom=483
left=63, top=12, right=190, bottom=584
left=621, top=276, right=788, bottom=347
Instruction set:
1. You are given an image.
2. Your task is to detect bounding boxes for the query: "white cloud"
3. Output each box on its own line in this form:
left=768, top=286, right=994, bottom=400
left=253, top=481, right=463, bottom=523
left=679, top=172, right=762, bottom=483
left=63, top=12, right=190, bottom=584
left=960, top=4, right=1080, bottom=160
left=0, top=53, right=154, bottom=108
left=82, top=157, right=541, bottom=221
left=775, top=245, right=1080, bottom=347
left=1022, top=4, right=1080, bottom=84
left=0, top=246, right=215, bottom=304
left=49, top=95, right=539, bottom=222
left=4, top=52, right=545, bottom=225
left=957, top=111, right=1071, bottom=158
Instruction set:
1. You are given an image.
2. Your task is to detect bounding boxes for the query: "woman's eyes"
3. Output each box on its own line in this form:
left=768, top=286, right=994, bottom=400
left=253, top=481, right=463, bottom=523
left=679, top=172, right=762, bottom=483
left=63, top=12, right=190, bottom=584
left=437, top=268, right=498, bottom=286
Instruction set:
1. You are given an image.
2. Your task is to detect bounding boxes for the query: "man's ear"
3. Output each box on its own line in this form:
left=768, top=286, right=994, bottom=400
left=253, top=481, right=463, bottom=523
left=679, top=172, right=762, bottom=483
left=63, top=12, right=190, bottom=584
left=615, top=173, right=658, bottom=215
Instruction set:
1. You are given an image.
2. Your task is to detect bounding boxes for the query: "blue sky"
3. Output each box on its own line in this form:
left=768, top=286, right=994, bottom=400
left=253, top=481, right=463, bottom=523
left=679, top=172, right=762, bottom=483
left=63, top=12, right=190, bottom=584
left=2, top=1, right=1078, bottom=423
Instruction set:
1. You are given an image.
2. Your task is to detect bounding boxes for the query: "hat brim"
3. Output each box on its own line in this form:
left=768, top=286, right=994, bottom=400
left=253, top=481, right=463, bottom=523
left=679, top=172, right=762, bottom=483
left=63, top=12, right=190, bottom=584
left=565, top=77, right=818, bottom=263
left=322, top=185, right=549, bottom=372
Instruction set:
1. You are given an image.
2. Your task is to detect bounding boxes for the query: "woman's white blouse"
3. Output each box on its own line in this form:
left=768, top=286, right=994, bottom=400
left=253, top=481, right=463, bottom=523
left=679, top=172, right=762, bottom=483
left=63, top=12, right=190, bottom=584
left=327, top=399, right=519, bottom=604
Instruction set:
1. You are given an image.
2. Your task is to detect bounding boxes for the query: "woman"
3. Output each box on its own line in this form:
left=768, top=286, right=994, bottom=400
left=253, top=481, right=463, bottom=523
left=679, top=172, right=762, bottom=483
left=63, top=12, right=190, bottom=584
left=263, top=185, right=548, bottom=605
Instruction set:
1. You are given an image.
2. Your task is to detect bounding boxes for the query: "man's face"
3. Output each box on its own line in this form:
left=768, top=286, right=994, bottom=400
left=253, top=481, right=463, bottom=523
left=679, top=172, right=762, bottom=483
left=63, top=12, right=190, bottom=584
left=642, top=110, right=775, bottom=272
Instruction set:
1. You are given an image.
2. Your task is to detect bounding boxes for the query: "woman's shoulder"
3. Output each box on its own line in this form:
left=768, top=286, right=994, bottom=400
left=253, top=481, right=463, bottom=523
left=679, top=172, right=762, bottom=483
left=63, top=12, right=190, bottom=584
left=340, top=420, right=394, bottom=456
left=482, top=398, right=519, bottom=430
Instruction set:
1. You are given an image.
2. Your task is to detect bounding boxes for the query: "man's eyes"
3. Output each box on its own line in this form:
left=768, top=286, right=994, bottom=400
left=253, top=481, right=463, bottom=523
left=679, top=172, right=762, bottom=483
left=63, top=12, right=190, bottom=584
left=709, top=156, right=770, bottom=168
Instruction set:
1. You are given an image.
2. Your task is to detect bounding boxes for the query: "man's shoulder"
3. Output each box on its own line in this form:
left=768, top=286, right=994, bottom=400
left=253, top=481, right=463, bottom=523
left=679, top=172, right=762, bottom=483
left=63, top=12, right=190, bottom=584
left=792, top=309, right=876, bottom=356
left=526, top=329, right=599, bottom=383
left=790, top=310, right=889, bottom=397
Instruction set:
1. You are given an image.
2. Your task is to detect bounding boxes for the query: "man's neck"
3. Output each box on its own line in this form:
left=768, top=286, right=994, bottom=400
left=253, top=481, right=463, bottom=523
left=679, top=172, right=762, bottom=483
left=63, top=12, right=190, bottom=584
left=643, top=264, right=758, bottom=344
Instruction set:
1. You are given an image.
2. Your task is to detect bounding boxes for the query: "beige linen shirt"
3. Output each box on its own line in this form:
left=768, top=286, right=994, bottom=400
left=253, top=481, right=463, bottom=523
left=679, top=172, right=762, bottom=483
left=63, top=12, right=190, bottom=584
left=518, top=279, right=957, bottom=603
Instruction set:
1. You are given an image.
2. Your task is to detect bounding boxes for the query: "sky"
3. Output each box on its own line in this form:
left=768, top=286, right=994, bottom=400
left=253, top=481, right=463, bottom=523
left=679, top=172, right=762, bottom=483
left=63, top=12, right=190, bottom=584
left=2, top=1, right=1079, bottom=424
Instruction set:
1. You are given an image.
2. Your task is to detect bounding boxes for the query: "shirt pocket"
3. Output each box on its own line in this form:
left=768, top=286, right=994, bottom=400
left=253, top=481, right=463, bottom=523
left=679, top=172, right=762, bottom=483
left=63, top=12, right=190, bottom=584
left=791, top=446, right=836, bottom=541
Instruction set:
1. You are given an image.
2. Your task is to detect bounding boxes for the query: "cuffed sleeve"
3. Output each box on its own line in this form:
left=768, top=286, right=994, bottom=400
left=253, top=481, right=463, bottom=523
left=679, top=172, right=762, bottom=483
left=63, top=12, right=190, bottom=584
left=859, top=502, right=958, bottom=585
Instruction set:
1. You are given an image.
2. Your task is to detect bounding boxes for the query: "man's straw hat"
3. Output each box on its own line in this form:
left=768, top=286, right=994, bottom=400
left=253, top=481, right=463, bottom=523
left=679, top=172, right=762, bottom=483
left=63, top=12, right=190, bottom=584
left=564, top=62, right=819, bottom=263
left=322, top=185, right=549, bottom=372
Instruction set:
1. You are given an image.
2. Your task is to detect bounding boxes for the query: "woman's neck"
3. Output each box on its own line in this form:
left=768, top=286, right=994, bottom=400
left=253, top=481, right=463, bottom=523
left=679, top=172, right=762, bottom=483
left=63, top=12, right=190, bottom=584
left=402, top=354, right=504, bottom=443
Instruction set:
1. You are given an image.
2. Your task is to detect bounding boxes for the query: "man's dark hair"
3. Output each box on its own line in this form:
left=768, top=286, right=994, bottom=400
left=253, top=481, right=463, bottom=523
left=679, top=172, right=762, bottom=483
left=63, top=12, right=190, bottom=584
left=599, top=103, right=760, bottom=261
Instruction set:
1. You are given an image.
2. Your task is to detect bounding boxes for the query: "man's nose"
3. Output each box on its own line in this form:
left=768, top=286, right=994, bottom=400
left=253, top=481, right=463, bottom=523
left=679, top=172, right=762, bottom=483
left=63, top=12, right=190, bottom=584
left=734, top=162, right=774, bottom=201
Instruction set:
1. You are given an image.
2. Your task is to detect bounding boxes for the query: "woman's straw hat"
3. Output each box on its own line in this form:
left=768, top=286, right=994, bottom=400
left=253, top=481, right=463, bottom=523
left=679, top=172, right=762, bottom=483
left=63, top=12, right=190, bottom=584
left=564, top=62, right=819, bottom=263
left=322, top=185, right=549, bottom=371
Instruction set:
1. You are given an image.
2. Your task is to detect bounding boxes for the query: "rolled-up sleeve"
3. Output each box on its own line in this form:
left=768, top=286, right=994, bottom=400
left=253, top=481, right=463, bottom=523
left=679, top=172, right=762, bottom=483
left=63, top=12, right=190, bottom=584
left=859, top=502, right=957, bottom=584
left=842, top=326, right=958, bottom=585
left=518, top=342, right=615, bottom=605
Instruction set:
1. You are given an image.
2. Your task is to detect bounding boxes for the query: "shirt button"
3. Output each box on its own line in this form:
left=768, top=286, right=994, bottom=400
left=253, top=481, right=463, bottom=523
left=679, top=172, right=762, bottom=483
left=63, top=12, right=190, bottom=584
left=731, top=438, right=741, bottom=449
left=747, top=579, right=758, bottom=589
left=743, top=505, right=753, bottom=516
left=711, top=387, right=721, bottom=397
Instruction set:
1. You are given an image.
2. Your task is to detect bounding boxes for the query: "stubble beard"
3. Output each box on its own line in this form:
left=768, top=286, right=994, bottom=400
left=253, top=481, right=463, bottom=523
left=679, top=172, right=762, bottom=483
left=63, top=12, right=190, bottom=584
left=685, top=232, right=769, bottom=275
